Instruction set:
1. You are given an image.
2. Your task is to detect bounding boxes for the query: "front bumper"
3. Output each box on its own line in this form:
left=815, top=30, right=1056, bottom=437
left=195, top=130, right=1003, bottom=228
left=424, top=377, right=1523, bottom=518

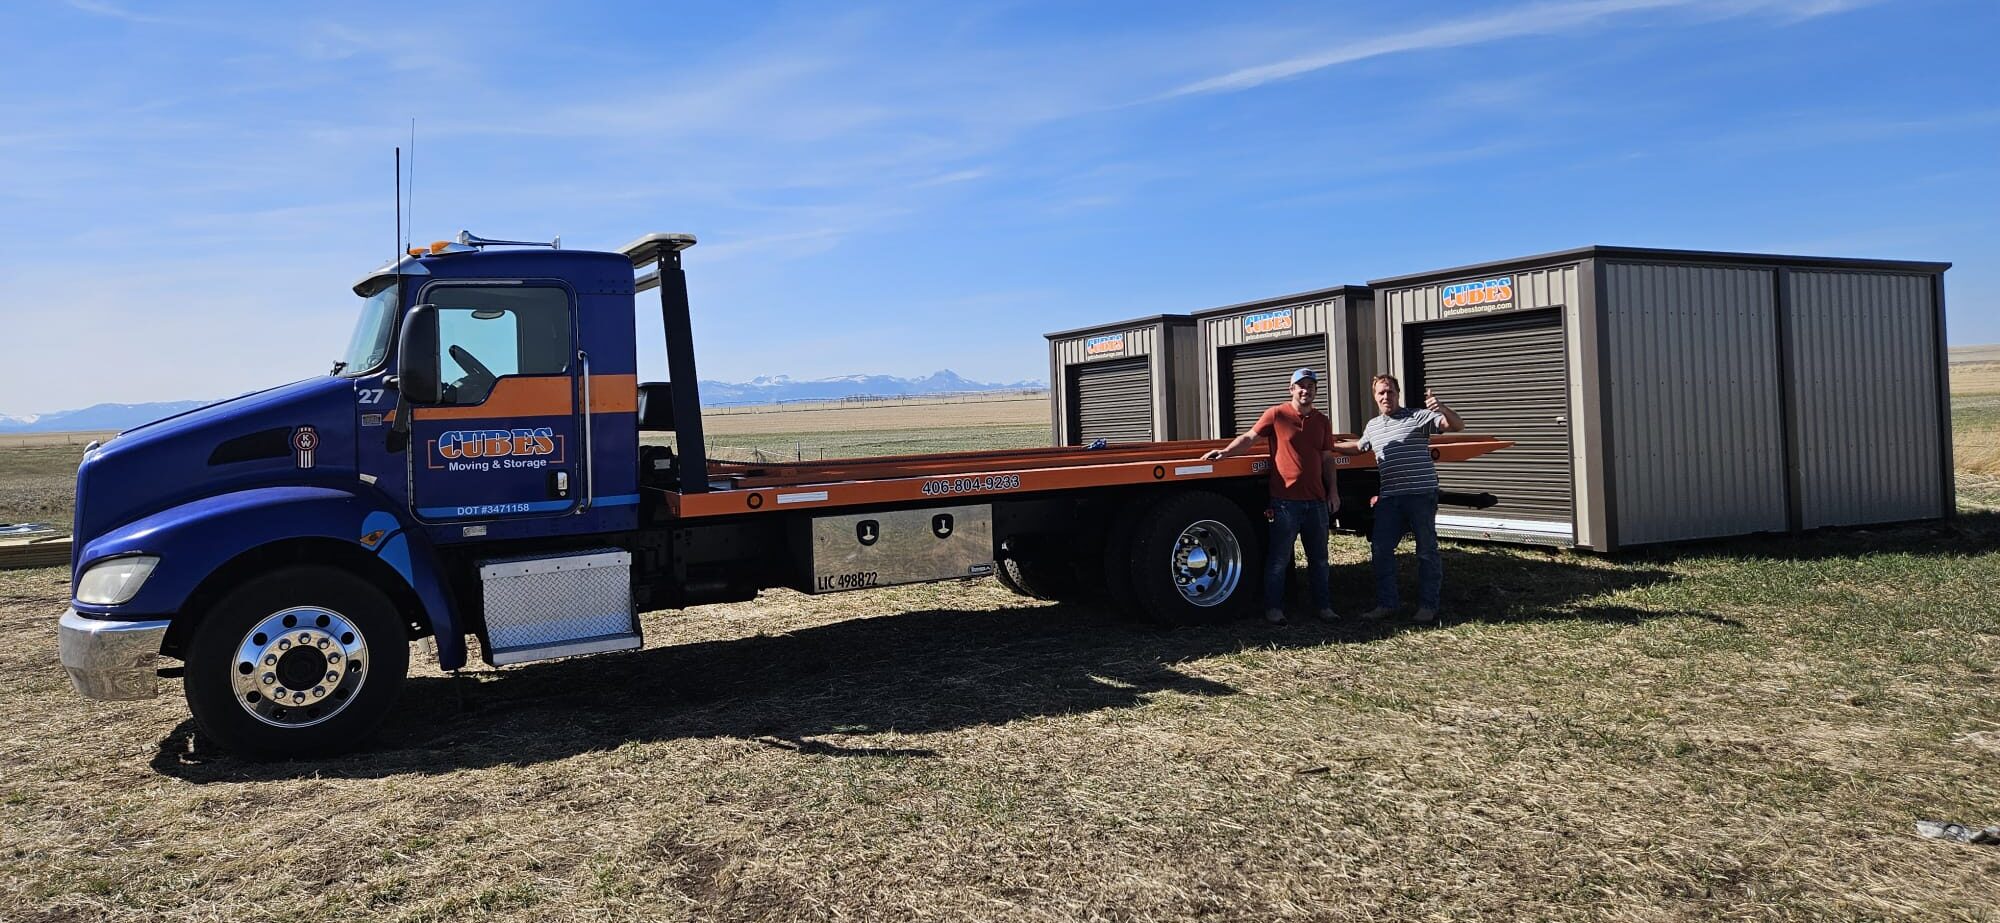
left=58, top=609, right=172, bottom=701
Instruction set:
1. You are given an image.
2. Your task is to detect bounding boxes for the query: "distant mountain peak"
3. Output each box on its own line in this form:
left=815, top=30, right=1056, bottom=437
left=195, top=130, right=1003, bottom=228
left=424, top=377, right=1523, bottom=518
left=0, top=399, right=213, bottom=435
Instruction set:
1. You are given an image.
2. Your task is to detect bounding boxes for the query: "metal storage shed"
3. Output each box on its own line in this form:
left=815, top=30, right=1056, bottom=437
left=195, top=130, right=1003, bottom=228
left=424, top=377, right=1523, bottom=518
left=1193, top=286, right=1385, bottom=438
left=1045, top=315, right=1200, bottom=446
left=1370, top=246, right=1952, bottom=551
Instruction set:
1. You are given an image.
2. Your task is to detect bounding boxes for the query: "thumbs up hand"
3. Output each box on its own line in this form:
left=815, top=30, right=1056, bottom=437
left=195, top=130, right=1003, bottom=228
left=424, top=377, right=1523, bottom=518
left=1424, top=388, right=1442, bottom=413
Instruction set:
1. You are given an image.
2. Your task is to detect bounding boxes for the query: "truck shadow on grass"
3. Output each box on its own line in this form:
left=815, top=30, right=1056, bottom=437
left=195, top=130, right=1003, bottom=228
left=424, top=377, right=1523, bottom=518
left=148, top=547, right=1732, bottom=781
left=145, top=511, right=1994, bottom=779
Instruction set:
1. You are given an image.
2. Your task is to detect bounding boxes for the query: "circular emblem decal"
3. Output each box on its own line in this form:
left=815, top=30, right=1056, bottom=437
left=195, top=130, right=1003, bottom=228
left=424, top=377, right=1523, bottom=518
left=292, top=426, right=320, bottom=469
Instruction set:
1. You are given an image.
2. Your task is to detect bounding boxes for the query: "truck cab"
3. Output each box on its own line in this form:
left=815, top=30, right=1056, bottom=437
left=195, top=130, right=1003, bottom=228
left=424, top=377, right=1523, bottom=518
left=60, top=232, right=696, bottom=755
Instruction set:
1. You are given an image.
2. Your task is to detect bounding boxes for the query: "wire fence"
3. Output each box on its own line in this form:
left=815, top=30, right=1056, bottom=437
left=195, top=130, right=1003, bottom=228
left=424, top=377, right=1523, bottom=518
left=701, top=389, right=1046, bottom=414
left=0, top=431, right=119, bottom=448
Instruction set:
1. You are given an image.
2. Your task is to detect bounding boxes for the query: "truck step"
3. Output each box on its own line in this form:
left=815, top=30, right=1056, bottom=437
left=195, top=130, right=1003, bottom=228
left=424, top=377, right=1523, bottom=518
left=487, top=631, right=642, bottom=667
left=478, top=549, right=640, bottom=667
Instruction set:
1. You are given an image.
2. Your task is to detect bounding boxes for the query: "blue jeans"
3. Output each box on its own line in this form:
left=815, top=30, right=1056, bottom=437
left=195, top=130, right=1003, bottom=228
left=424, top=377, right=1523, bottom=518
left=1264, top=498, right=1330, bottom=612
left=1372, top=492, right=1441, bottom=610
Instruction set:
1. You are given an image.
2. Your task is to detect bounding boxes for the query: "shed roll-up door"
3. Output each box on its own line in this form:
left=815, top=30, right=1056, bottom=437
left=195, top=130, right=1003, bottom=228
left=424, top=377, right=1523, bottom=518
left=1222, top=337, right=1327, bottom=436
left=1413, top=309, right=1572, bottom=526
left=1069, top=357, right=1153, bottom=444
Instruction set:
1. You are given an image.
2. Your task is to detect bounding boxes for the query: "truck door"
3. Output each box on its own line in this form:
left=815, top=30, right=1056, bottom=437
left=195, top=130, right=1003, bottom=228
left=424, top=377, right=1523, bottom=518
left=407, top=283, right=583, bottom=524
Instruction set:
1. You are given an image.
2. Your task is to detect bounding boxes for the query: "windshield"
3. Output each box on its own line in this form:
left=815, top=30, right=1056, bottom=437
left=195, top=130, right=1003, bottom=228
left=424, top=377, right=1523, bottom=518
left=337, top=284, right=400, bottom=376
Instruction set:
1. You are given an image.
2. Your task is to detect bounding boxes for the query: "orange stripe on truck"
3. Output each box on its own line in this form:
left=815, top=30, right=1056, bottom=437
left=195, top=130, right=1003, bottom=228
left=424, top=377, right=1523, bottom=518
left=408, top=374, right=636, bottom=421
left=412, top=377, right=573, bottom=420
left=589, top=374, right=638, bottom=414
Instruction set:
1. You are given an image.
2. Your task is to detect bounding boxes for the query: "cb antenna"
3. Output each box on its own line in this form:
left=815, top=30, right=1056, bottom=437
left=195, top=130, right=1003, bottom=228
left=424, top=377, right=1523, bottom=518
left=406, top=118, right=416, bottom=254
left=394, top=146, right=402, bottom=265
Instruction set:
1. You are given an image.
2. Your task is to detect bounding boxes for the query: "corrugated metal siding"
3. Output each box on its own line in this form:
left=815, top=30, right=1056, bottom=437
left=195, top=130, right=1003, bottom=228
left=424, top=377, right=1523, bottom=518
left=1051, top=326, right=1157, bottom=366
left=1601, top=262, right=1787, bottom=544
left=1068, top=357, right=1154, bottom=444
left=1200, top=298, right=1349, bottom=435
left=1414, top=310, right=1573, bottom=523
left=1049, top=325, right=1160, bottom=445
left=1166, top=323, right=1203, bottom=440
left=1344, top=296, right=1385, bottom=432
left=1787, top=271, right=1945, bottom=527
left=1381, top=264, right=1580, bottom=324
left=1222, top=337, right=1329, bottom=435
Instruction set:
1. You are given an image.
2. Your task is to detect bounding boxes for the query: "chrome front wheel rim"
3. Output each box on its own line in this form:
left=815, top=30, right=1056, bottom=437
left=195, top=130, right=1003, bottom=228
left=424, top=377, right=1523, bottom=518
left=228, top=606, right=370, bottom=728
left=1170, top=519, right=1242, bottom=607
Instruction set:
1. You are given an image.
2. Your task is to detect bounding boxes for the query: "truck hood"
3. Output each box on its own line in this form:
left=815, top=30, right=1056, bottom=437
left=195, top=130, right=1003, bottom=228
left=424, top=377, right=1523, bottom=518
left=73, top=376, right=359, bottom=556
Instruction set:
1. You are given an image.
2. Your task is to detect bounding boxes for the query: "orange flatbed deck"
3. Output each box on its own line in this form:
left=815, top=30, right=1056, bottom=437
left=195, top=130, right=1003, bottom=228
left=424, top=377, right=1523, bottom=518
left=656, top=435, right=1512, bottom=519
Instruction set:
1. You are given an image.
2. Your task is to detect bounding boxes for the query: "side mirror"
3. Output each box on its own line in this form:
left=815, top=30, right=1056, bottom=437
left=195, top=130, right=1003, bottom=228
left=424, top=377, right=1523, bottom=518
left=396, top=304, right=442, bottom=405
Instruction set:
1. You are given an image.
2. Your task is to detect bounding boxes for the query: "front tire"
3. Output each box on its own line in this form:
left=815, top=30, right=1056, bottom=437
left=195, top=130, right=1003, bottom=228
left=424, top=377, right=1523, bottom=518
left=183, top=565, right=409, bottom=759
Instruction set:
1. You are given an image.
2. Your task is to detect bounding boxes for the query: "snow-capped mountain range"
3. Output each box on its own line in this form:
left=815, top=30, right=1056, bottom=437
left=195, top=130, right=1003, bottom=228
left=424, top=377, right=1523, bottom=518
left=0, top=401, right=212, bottom=435
left=0, top=370, right=1044, bottom=434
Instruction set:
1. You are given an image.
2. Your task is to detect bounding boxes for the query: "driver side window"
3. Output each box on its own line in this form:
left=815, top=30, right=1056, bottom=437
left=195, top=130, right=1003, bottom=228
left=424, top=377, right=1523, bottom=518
left=428, top=286, right=571, bottom=406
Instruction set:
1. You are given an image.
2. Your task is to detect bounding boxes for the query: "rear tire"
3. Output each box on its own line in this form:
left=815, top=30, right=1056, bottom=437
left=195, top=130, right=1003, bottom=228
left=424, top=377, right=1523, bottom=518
left=995, top=545, right=1081, bottom=601
left=993, top=558, right=1029, bottom=596
left=1096, top=497, right=1149, bottom=616
left=183, top=565, right=409, bottom=760
left=1124, top=491, right=1260, bottom=625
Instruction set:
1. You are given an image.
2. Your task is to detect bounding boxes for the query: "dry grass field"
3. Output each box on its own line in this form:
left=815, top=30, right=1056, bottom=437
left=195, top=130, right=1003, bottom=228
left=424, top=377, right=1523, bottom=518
left=702, top=392, right=1047, bottom=432
left=668, top=393, right=1047, bottom=463
left=1949, top=345, right=2000, bottom=366
left=1952, top=363, right=2000, bottom=477
left=2, top=392, right=1997, bottom=921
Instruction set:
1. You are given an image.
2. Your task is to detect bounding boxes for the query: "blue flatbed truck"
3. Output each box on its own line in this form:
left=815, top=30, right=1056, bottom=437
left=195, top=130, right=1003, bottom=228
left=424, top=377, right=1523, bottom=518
left=55, top=231, right=1508, bottom=758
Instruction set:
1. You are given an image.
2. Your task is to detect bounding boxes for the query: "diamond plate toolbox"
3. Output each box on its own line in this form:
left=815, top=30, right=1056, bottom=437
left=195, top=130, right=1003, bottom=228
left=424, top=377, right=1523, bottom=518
left=477, top=548, right=640, bottom=665
left=807, top=504, right=994, bottom=593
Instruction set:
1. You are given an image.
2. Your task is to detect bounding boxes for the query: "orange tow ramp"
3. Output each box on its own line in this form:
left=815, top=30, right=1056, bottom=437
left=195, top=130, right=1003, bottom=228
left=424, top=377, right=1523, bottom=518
left=658, top=434, right=1512, bottom=519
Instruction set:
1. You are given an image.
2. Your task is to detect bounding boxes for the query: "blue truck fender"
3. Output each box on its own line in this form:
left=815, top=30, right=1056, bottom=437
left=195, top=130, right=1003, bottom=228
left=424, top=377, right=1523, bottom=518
left=72, top=486, right=468, bottom=670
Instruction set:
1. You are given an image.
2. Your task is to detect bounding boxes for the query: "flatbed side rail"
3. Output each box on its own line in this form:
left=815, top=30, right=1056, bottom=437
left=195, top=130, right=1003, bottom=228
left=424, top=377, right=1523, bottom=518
left=657, top=435, right=1513, bottom=519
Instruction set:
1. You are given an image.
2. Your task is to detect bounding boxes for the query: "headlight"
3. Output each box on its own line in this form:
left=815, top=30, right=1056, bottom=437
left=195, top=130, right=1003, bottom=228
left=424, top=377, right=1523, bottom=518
left=75, top=556, right=160, bottom=606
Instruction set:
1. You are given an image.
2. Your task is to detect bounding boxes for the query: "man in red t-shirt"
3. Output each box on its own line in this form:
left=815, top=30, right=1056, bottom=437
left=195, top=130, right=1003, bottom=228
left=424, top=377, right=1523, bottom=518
left=1202, top=368, right=1338, bottom=624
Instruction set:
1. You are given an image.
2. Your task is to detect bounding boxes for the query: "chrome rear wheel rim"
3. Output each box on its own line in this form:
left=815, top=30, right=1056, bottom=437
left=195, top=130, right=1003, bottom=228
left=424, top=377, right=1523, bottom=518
left=1170, top=519, right=1242, bottom=607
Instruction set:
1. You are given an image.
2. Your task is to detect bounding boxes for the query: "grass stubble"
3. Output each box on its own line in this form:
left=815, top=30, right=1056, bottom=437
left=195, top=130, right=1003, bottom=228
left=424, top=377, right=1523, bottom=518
left=0, top=397, right=1996, bottom=921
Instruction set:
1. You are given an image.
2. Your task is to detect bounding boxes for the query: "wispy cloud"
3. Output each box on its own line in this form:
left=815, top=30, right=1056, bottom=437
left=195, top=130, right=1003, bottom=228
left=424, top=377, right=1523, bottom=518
left=1162, top=0, right=1877, bottom=98
left=911, top=168, right=991, bottom=188
left=62, top=0, right=170, bottom=24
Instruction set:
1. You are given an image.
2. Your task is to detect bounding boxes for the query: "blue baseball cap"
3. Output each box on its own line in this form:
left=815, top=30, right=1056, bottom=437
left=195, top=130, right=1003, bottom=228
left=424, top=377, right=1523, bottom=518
left=1290, top=368, right=1318, bottom=385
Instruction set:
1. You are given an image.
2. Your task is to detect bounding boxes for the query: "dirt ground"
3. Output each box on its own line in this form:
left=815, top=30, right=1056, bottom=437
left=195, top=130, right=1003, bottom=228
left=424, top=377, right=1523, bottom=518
left=2, top=395, right=1997, bottom=922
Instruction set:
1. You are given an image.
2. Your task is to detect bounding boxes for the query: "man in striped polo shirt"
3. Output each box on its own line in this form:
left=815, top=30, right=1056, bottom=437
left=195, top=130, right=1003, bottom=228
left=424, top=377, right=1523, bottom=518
left=1336, top=374, right=1464, bottom=623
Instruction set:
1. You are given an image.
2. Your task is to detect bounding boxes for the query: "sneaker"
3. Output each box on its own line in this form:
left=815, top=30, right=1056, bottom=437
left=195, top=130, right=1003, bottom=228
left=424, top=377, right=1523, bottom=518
left=1315, top=608, right=1340, bottom=623
left=1264, top=608, right=1288, bottom=625
left=1359, top=606, right=1396, bottom=621
left=1412, top=607, right=1439, bottom=624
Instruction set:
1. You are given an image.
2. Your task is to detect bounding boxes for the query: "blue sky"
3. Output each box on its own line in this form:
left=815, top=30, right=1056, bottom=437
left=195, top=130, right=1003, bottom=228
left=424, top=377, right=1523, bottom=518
left=0, top=0, right=1993, bottom=413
